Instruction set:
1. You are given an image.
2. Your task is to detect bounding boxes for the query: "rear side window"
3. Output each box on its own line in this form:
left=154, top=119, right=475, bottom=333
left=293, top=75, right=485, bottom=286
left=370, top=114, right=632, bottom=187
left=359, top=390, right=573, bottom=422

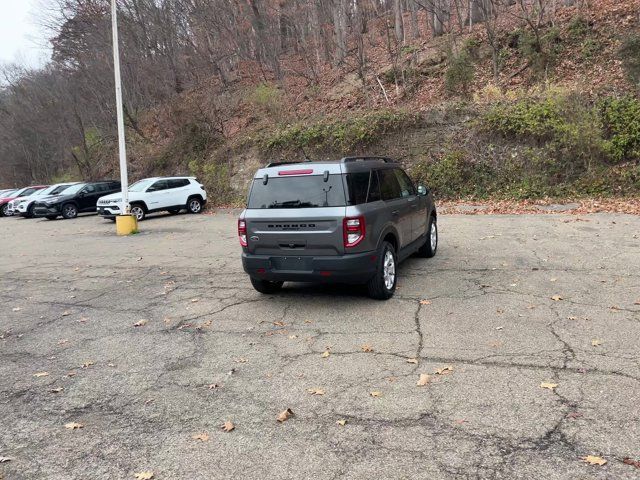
left=248, top=174, right=346, bottom=208
left=379, top=169, right=402, bottom=200
left=346, top=172, right=370, bottom=205
left=346, top=171, right=382, bottom=204
left=168, top=179, right=190, bottom=188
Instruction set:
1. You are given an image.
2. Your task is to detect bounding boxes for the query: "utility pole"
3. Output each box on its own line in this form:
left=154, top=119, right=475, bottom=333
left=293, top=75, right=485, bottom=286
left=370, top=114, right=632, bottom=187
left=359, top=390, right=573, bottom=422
left=111, top=0, right=137, bottom=234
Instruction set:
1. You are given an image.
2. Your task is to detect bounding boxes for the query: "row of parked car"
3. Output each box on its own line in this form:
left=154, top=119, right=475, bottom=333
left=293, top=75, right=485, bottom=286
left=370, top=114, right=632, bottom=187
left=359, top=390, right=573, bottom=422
left=0, top=177, right=208, bottom=221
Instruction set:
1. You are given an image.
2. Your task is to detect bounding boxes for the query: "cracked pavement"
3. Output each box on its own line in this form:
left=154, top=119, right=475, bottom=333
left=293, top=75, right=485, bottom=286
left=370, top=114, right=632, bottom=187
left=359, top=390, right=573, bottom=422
left=1, top=212, right=639, bottom=479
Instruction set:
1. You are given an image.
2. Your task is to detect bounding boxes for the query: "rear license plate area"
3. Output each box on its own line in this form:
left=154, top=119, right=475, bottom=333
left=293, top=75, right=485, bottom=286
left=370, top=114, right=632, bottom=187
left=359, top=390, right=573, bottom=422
left=272, top=257, right=310, bottom=271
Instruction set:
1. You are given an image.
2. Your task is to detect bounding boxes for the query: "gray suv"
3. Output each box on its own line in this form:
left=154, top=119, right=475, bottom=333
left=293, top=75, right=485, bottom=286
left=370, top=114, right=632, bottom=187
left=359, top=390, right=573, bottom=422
left=238, top=157, right=437, bottom=299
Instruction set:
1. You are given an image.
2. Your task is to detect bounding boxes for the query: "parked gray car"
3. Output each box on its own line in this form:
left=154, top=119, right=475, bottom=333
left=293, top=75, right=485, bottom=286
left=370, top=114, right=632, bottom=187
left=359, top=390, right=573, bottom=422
left=238, top=157, right=438, bottom=299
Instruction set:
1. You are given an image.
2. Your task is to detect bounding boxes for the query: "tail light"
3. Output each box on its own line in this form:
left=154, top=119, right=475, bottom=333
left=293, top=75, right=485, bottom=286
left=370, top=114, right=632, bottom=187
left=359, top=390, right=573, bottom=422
left=343, top=216, right=365, bottom=248
left=238, top=219, right=248, bottom=246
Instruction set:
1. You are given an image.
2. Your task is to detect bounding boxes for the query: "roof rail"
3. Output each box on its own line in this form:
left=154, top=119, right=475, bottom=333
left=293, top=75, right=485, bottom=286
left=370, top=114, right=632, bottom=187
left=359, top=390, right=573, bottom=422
left=341, top=156, right=396, bottom=164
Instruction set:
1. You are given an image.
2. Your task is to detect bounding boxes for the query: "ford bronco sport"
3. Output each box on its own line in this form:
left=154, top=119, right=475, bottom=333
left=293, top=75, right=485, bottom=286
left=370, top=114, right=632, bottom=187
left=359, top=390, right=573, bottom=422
left=238, top=157, right=437, bottom=299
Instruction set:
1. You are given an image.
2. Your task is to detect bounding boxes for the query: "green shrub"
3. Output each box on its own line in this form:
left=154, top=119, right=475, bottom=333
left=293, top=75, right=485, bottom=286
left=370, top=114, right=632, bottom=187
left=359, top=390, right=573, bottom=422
left=619, top=35, right=640, bottom=88
left=444, top=51, right=475, bottom=96
left=517, top=27, right=562, bottom=79
left=249, top=83, right=282, bottom=115
left=568, top=16, right=591, bottom=39
left=599, top=96, right=640, bottom=162
left=263, top=111, right=421, bottom=152
left=188, top=159, right=237, bottom=205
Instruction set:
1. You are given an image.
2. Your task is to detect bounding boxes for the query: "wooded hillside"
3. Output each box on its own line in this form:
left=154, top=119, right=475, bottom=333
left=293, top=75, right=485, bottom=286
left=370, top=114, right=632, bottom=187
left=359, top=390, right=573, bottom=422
left=1, top=0, right=639, bottom=202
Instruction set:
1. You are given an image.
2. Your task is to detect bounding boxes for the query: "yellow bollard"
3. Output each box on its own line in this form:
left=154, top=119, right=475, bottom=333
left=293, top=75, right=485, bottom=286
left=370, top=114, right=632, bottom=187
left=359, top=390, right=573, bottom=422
left=115, top=214, right=138, bottom=236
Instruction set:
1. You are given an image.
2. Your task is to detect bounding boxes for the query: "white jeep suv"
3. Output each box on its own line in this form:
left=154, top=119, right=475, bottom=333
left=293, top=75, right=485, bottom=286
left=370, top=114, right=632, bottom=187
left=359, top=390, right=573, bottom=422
left=97, top=176, right=207, bottom=221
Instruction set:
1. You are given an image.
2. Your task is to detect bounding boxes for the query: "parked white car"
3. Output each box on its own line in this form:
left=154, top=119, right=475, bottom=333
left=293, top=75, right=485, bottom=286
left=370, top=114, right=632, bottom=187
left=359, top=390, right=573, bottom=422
left=9, top=183, right=79, bottom=218
left=97, top=176, right=207, bottom=221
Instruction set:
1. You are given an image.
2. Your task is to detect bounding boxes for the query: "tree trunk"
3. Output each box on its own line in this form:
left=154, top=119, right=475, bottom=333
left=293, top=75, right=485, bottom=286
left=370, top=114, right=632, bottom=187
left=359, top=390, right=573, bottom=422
left=394, top=0, right=404, bottom=44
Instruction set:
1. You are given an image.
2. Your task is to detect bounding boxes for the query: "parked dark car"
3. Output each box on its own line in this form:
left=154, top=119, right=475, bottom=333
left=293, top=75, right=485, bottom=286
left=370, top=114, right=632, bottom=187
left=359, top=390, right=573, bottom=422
left=238, top=157, right=438, bottom=300
left=33, top=181, right=121, bottom=220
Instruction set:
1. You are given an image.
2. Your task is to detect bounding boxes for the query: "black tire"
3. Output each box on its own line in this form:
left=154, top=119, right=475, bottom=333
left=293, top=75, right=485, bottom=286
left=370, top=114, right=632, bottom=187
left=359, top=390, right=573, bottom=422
left=250, top=277, right=284, bottom=294
left=186, top=197, right=203, bottom=214
left=25, top=204, right=35, bottom=219
left=61, top=203, right=78, bottom=219
left=367, top=241, right=397, bottom=300
left=130, top=204, right=146, bottom=221
left=417, top=216, right=438, bottom=258
left=46, top=215, right=58, bottom=220
left=0, top=204, right=9, bottom=217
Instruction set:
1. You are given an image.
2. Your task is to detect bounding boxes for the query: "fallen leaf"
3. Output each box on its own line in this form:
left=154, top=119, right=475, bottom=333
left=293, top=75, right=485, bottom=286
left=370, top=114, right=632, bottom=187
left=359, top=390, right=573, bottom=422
left=591, top=339, right=602, bottom=347
left=81, top=361, right=95, bottom=368
left=634, top=301, right=640, bottom=306
left=208, top=383, right=222, bottom=389
left=416, top=373, right=431, bottom=386
left=288, top=335, right=298, bottom=339
left=273, top=321, right=285, bottom=326
left=134, top=319, right=148, bottom=327
left=62, top=311, right=71, bottom=316
left=406, top=358, right=419, bottom=364
left=190, top=298, right=200, bottom=303
left=277, top=408, right=294, bottom=422
left=496, top=326, right=504, bottom=330
left=58, top=339, right=69, bottom=345
left=336, top=419, right=347, bottom=426
left=369, top=391, right=382, bottom=397
left=134, top=472, right=154, bottom=480
left=11, top=307, right=21, bottom=312
left=567, top=411, right=583, bottom=419
left=321, top=351, right=330, bottom=358
left=540, top=382, right=558, bottom=390
left=361, top=344, right=374, bottom=352
left=550, top=278, right=557, bottom=282
left=64, top=422, right=84, bottom=430
left=582, top=455, right=607, bottom=466
left=307, top=388, right=325, bottom=395
left=434, top=365, right=453, bottom=375
left=33, top=372, right=50, bottom=377
left=551, top=295, right=563, bottom=301
left=235, top=358, right=248, bottom=363
left=50, top=387, right=64, bottom=393
left=419, top=299, right=431, bottom=305
left=221, top=420, right=235, bottom=432
left=192, top=432, right=209, bottom=442
left=0, top=457, right=12, bottom=463
left=623, top=458, right=640, bottom=468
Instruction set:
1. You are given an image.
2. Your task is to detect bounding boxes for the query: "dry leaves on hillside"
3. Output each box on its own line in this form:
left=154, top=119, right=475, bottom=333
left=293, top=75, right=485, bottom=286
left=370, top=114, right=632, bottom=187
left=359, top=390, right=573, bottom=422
left=221, top=420, right=235, bottom=432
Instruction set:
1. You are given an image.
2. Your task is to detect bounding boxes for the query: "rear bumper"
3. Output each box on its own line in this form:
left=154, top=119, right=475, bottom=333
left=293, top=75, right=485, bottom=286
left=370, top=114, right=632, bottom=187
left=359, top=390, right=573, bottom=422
left=242, top=251, right=377, bottom=284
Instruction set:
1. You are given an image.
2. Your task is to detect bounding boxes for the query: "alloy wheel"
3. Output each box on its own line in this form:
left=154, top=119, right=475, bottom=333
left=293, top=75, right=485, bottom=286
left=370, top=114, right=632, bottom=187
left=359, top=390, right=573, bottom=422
left=383, top=250, right=396, bottom=290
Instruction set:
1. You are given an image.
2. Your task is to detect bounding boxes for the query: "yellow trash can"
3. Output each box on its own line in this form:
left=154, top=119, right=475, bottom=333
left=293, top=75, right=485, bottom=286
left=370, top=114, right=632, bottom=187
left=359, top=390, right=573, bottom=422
left=115, top=214, right=138, bottom=236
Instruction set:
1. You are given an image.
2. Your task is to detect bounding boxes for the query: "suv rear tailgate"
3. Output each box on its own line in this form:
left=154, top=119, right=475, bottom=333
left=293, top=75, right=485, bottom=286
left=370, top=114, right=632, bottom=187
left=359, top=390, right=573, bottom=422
left=244, top=207, right=346, bottom=256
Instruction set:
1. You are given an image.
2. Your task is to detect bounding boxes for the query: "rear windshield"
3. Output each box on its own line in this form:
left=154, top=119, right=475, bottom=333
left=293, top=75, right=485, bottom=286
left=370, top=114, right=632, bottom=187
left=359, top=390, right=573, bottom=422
left=248, top=175, right=346, bottom=209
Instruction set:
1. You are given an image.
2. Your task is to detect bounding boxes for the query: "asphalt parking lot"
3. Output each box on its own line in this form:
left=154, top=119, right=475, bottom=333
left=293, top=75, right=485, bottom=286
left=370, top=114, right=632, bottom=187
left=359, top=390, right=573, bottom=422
left=1, top=211, right=639, bottom=480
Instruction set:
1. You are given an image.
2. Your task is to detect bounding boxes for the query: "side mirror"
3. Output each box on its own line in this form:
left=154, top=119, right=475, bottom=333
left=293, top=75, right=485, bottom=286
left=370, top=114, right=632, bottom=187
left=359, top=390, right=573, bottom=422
left=417, top=185, right=429, bottom=196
